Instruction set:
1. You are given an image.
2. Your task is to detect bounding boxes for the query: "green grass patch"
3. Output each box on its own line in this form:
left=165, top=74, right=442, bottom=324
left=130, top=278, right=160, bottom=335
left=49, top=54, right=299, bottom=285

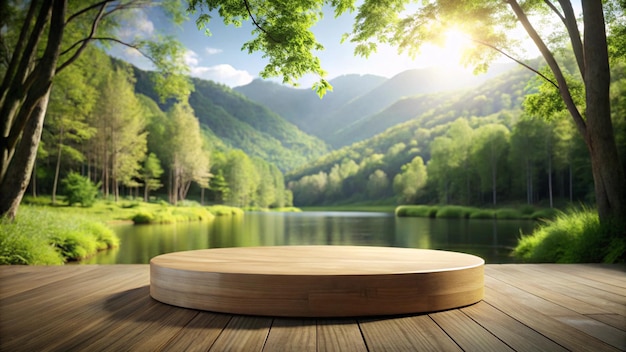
left=528, top=208, right=559, bottom=220
left=0, top=207, right=119, bottom=264
left=436, top=206, right=471, bottom=218
left=469, top=209, right=495, bottom=219
left=272, top=207, right=302, bottom=212
left=495, top=208, right=523, bottom=219
left=207, top=205, right=244, bottom=216
left=513, top=208, right=625, bottom=263
left=395, top=205, right=436, bottom=217
left=303, top=205, right=397, bottom=213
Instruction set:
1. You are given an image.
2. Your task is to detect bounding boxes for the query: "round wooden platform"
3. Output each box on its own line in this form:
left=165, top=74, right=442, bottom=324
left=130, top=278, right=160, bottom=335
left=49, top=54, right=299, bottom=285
left=150, top=246, right=484, bottom=317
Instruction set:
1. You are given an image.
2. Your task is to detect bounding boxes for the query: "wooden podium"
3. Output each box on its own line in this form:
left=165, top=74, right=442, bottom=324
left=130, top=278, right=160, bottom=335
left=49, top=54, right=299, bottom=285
left=150, top=246, right=484, bottom=317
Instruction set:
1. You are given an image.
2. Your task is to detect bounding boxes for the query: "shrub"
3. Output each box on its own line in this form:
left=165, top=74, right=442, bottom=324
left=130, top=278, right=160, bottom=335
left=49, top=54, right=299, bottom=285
left=495, top=208, right=523, bottom=219
left=51, top=231, right=95, bottom=260
left=513, top=209, right=625, bottom=263
left=395, top=205, right=436, bottom=217
left=273, top=207, right=302, bottom=212
left=0, top=207, right=119, bottom=264
left=469, top=209, right=495, bottom=219
left=132, top=211, right=154, bottom=224
left=0, top=214, right=63, bottom=265
left=208, top=205, right=244, bottom=216
left=62, top=172, right=100, bottom=207
left=529, top=208, right=558, bottom=220
left=436, top=206, right=469, bottom=218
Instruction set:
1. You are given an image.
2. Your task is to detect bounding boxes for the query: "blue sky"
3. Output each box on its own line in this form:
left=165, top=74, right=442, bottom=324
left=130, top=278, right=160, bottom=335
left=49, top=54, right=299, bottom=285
left=110, top=4, right=560, bottom=88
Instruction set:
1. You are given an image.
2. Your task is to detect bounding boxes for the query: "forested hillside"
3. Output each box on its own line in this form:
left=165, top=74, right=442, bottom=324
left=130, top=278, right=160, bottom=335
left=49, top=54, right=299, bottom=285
left=236, top=65, right=514, bottom=147
left=31, top=49, right=298, bottom=209
left=285, top=62, right=626, bottom=208
left=134, top=70, right=330, bottom=172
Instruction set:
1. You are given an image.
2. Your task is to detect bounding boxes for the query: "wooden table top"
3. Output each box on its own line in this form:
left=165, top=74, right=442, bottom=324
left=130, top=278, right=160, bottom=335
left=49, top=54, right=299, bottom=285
left=150, top=246, right=485, bottom=275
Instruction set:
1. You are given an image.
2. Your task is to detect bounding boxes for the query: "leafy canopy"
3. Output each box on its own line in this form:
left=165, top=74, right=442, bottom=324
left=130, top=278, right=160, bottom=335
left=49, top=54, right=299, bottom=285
left=186, top=0, right=538, bottom=96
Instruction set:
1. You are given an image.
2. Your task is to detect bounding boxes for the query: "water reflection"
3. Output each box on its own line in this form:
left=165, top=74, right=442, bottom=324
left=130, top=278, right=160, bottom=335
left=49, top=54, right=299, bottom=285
left=83, top=212, right=536, bottom=264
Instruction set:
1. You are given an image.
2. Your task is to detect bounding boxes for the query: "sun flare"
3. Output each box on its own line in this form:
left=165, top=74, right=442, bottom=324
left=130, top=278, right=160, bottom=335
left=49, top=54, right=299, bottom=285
left=417, top=28, right=473, bottom=70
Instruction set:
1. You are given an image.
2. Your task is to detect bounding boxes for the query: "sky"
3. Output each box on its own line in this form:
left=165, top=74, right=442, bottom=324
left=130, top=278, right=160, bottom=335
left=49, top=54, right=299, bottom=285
left=110, top=4, right=553, bottom=89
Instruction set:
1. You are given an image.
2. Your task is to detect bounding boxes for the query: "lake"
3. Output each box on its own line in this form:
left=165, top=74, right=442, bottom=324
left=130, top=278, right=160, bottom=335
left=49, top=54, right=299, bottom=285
left=81, top=211, right=538, bottom=264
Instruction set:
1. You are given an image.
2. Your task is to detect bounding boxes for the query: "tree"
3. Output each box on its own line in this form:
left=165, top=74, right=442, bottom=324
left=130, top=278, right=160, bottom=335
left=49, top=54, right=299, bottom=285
left=393, top=157, right=427, bottom=203
left=189, top=0, right=626, bottom=226
left=367, top=169, right=389, bottom=199
left=223, top=149, right=258, bottom=207
left=209, top=169, right=230, bottom=203
left=0, top=0, right=188, bottom=219
left=43, top=52, right=98, bottom=204
left=90, top=67, right=147, bottom=201
left=141, top=153, right=164, bottom=202
left=167, top=102, right=210, bottom=204
left=472, top=124, right=510, bottom=205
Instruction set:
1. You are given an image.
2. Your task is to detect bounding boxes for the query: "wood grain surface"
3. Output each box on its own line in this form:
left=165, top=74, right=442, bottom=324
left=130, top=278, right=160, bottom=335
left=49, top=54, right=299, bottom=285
left=150, top=246, right=485, bottom=317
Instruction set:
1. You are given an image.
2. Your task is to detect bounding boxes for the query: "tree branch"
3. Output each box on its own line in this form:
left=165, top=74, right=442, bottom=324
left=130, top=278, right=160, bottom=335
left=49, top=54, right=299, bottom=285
left=557, top=0, right=585, bottom=78
left=66, top=0, right=111, bottom=24
left=544, top=0, right=566, bottom=23
left=58, top=2, right=107, bottom=73
left=242, top=0, right=281, bottom=43
left=506, top=0, right=587, bottom=135
left=471, top=37, right=559, bottom=90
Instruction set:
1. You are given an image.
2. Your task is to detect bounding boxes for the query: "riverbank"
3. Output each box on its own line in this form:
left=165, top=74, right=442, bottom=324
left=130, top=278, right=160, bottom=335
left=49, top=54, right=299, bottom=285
left=395, top=204, right=558, bottom=220
left=0, top=197, right=244, bottom=264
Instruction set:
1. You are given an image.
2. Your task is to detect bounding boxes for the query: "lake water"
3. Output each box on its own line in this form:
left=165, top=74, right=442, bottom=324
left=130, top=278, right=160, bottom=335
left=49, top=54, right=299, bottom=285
left=82, top=211, right=538, bottom=264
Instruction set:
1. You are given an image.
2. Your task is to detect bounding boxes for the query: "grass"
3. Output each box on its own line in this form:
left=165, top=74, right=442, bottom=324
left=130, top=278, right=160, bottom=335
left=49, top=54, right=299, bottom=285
left=513, top=208, right=626, bottom=263
left=0, top=206, right=119, bottom=264
left=303, top=205, right=397, bottom=213
left=396, top=205, right=437, bottom=217
left=395, top=205, right=558, bottom=220
left=3, top=197, right=249, bottom=264
left=435, top=205, right=472, bottom=218
left=395, top=204, right=558, bottom=221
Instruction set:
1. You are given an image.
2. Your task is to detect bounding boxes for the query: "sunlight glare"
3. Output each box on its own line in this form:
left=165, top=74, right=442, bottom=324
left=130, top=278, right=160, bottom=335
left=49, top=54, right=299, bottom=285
left=416, top=28, right=473, bottom=70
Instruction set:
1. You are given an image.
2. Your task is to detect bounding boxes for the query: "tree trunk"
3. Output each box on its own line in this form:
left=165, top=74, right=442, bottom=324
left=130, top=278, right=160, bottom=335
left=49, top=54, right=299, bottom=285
left=51, top=127, right=64, bottom=205
left=582, top=0, right=626, bottom=225
left=0, top=0, right=65, bottom=219
left=0, top=90, right=51, bottom=218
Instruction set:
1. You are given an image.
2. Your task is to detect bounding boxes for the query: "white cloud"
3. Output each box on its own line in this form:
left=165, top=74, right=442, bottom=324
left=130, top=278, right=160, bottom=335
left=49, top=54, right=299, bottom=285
left=190, top=64, right=254, bottom=87
left=117, top=9, right=154, bottom=42
left=184, top=50, right=200, bottom=67
left=135, top=11, right=155, bottom=35
left=205, top=47, right=223, bottom=55
left=183, top=49, right=252, bottom=86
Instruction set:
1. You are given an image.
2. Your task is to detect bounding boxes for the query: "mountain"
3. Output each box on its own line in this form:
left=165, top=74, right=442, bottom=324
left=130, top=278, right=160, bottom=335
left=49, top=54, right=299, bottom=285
left=132, top=67, right=330, bottom=172
left=285, top=65, right=535, bottom=182
left=333, top=65, right=536, bottom=145
left=234, top=74, right=386, bottom=134
left=236, top=64, right=515, bottom=147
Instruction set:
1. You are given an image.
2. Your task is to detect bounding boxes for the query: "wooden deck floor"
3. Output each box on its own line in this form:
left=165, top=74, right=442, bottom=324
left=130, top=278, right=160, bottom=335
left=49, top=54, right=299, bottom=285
left=1, top=264, right=624, bottom=351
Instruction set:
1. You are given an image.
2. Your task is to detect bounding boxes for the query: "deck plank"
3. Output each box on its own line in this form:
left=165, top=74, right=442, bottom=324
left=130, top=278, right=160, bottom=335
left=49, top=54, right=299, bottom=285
left=0, top=265, right=99, bottom=300
left=359, top=315, right=462, bottom=351
left=429, top=308, right=515, bottom=352
left=586, top=314, right=626, bottom=331
left=208, top=316, right=272, bottom=351
left=263, top=319, right=317, bottom=351
left=498, top=265, right=626, bottom=314
left=0, top=266, right=149, bottom=351
left=161, top=312, right=232, bottom=352
left=317, top=319, right=368, bottom=352
left=484, top=267, right=621, bottom=351
left=1, top=264, right=625, bottom=352
left=462, top=301, right=568, bottom=351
